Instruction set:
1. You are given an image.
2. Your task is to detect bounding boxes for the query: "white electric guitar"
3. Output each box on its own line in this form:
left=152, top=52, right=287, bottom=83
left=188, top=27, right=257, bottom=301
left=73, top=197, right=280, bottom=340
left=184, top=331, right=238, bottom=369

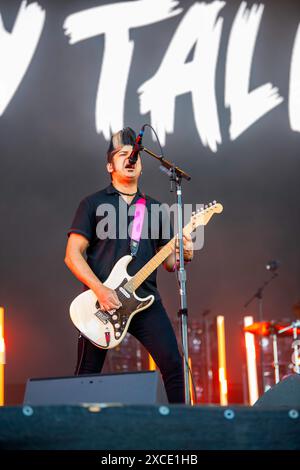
left=70, top=202, right=223, bottom=349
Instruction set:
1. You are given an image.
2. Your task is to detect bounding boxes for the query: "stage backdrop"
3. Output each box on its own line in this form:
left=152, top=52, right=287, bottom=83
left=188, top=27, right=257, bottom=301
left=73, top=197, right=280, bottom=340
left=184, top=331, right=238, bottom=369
left=0, top=0, right=300, bottom=403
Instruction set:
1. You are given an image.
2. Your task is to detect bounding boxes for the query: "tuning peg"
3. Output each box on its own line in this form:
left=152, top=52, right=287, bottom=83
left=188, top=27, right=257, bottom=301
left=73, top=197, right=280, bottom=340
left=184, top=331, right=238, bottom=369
left=209, top=202, right=212, bottom=206
left=213, top=200, right=216, bottom=204
left=205, top=204, right=208, bottom=209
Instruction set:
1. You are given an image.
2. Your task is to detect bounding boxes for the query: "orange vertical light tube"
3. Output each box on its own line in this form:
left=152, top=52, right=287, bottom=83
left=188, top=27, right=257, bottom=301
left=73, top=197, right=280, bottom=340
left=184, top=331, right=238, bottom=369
left=217, top=315, right=228, bottom=405
left=148, top=353, right=156, bottom=371
left=244, top=316, right=259, bottom=405
left=188, top=357, right=195, bottom=405
left=0, top=307, right=5, bottom=406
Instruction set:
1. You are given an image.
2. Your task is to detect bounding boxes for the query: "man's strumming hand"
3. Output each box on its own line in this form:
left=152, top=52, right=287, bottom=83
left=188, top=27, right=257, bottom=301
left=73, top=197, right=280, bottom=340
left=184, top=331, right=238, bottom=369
left=96, top=285, right=122, bottom=312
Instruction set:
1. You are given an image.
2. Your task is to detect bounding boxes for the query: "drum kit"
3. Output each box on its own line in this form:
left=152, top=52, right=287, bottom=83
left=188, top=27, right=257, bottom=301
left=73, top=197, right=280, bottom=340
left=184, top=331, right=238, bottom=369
left=244, top=302, right=300, bottom=384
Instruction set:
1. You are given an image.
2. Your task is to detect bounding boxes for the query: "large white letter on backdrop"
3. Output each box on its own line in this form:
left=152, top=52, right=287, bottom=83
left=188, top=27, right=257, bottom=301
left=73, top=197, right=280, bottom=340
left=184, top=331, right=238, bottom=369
left=289, top=24, right=300, bottom=133
left=225, top=1, right=283, bottom=140
left=64, top=0, right=183, bottom=140
left=0, top=1, right=45, bottom=116
left=138, top=1, right=225, bottom=152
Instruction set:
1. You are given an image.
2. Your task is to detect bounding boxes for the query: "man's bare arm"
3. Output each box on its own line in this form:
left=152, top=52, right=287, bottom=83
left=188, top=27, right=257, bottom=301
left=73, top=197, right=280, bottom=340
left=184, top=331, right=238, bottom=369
left=64, top=233, right=121, bottom=311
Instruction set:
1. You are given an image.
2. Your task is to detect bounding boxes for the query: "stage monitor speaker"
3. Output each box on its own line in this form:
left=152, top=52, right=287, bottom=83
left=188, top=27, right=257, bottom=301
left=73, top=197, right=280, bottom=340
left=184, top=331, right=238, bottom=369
left=254, top=374, right=300, bottom=408
left=24, top=371, right=168, bottom=405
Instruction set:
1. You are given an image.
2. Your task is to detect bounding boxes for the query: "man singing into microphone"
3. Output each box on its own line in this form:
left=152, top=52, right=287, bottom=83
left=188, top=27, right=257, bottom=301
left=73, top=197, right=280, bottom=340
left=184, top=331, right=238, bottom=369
left=64, top=127, right=193, bottom=403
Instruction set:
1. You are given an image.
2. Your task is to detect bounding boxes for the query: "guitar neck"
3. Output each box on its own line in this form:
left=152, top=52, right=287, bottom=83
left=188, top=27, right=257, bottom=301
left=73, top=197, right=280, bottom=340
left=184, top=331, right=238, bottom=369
left=124, top=220, right=193, bottom=293
left=124, top=240, right=174, bottom=293
left=123, top=201, right=223, bottom=294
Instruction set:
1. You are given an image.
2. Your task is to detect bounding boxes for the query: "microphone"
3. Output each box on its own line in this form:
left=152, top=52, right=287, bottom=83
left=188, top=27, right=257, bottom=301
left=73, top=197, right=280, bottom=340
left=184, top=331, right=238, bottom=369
left=266, top=260, right=280, bottom=272
left=128, top=125, right=145, bottom=165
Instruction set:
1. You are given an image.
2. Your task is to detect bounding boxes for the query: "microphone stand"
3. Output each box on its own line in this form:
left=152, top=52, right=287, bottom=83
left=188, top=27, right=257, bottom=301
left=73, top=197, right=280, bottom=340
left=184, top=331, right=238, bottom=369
left=244, top=272, right=278, bottom=393
left=140, top=145, right=192, bottom=404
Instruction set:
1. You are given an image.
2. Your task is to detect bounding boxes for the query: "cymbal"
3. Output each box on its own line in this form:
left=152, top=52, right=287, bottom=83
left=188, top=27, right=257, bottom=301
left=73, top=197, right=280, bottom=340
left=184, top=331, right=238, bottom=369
left=244, top=320, right=300, bottom=337
left=277, top=323, right=300, bottom=337
left=243, top=321, right=277, bottom=336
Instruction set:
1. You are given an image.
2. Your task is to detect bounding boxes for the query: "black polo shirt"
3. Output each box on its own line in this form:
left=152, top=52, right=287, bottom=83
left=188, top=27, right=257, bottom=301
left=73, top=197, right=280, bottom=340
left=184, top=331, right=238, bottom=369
left=68, top=184, right=173, bottom=301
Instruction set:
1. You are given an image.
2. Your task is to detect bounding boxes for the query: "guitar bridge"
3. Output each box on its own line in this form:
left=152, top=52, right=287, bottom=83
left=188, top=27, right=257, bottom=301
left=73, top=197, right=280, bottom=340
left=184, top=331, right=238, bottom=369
left=94, top=310, right=109, bottom=324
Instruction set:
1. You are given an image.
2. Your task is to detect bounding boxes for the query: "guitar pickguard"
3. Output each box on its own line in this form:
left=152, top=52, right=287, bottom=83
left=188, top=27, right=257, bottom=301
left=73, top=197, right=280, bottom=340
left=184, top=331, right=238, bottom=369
left=93, top=280, right=148, bottom=345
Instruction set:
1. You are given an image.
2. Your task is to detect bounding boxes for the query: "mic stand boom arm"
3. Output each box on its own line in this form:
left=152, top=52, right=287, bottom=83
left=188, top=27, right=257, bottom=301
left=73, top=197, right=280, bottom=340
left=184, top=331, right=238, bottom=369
left=243, top=272, right=278, bottom=394
left=244, top=273, right=278, bottom=309
left=141, top=146, right=191, bottom=181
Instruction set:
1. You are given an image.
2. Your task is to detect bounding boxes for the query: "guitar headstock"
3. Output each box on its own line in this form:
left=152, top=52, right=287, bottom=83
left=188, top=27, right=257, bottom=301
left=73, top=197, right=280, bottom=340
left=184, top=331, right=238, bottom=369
left=186, top=201, right=223, bottom=234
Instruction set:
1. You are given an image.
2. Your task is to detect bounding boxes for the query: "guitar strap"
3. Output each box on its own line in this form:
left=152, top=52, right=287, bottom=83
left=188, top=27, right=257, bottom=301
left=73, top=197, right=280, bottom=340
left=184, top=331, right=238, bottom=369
left=130, top=196, right=146, bottom=257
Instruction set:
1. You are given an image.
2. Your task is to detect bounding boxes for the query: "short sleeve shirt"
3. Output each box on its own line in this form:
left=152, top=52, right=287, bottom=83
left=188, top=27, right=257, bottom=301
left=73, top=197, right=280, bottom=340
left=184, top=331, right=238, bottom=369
left=68, top=184, right=173, bottom=300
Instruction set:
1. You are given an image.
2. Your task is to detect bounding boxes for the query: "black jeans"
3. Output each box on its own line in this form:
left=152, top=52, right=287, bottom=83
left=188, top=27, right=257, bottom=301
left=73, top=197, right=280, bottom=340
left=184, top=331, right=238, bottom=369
left=74, top=300, right=185, bottom=403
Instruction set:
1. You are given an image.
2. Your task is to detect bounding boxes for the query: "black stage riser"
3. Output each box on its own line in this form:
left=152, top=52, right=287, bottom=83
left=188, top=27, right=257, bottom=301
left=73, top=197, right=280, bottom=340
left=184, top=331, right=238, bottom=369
left=0, top=405, right=299, bottom=450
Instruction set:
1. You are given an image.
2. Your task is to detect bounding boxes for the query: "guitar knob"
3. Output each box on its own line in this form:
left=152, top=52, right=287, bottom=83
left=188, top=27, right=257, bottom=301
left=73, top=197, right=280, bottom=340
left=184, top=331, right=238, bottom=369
left=115, top=323, right=120, bottom=329
left=112, top=314, right=118, bottom=320
left=115, top=332, right=121, bottom=338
